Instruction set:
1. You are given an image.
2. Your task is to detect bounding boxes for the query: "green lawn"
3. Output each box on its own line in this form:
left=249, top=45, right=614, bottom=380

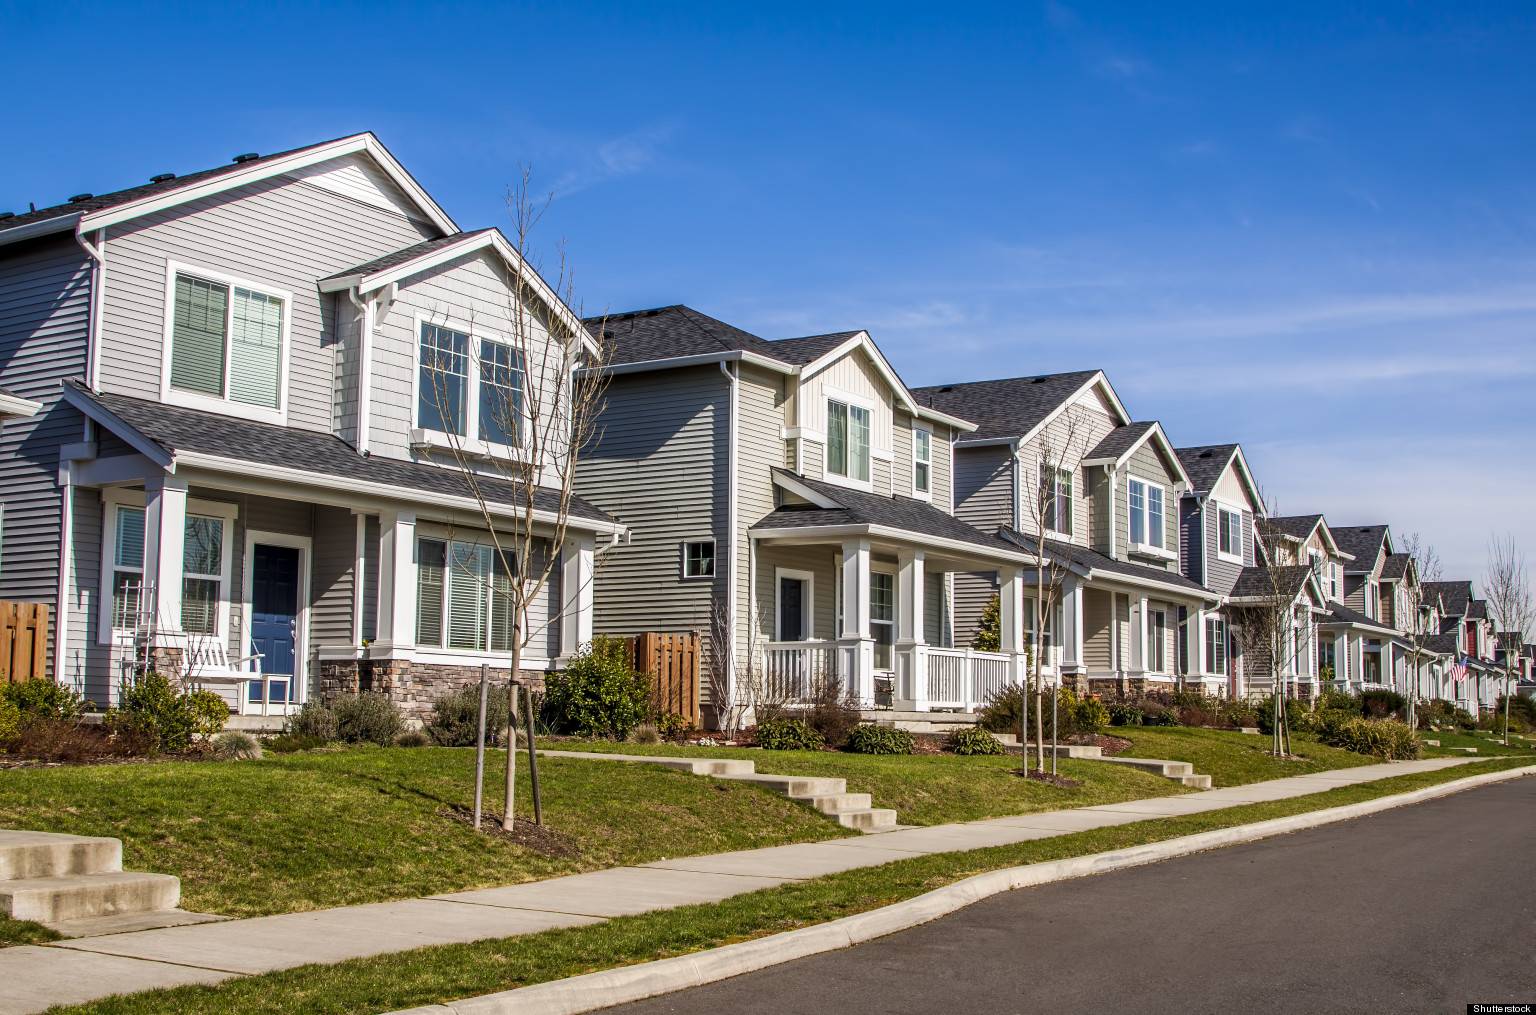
left=1420, top=728, right=1536, bottom=758
left=0, top=747, right=841, bottom=918
left=1103, top=726, right=1376, bottom=786
left=53, top=758, right=1533, bottom=1015
left=0, top=914, right=58, bottom=948
left=541, top=739, right=1182, bottom=824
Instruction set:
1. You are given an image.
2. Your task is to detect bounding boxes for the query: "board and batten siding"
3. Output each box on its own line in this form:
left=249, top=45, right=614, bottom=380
left=0, top=233, right=92, bottom=679
left=795, top=348, right=894, bottom=457
left=96, top=156, right=433, bottom=434
left=577, top=366, right=728, bottom=655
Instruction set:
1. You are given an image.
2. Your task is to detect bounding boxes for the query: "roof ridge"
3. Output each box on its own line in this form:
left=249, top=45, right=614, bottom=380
left=911, top=368, right=1099, bottom=391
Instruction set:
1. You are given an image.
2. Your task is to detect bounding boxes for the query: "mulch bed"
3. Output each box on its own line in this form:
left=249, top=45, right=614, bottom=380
left=443, top=806, right=583, bottom=858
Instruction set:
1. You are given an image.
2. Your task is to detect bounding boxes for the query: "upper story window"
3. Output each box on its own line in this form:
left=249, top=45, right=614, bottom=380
left=1041, top=465, right=1073, bottom=537
left=415, top=536, right=516, bottom=653
left=912, top=428, right=932, bottom=497
left=1366, top=581, right=1380, bottom=620
left=682, top=540, right=715, bottom=579
left=1127, top=477, right=1166, bottom=551
left=827, top=398, right=871, bottom=484
left=163, top=266, right=288, bottom=424
left=417, top=321, right=528, bottom=450
left=1216, top=505, right=1242, bottom=561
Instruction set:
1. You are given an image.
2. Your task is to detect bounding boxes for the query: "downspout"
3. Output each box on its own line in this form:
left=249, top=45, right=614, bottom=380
left=347, top=288, right=374, bottom=455
left=1009, top=440, right=1021, bottom=532
left=75, top=225, right=106, bottom=410
left=53, top=463, right=73, bottom=689
left=719, top=361, right=739, bottom=705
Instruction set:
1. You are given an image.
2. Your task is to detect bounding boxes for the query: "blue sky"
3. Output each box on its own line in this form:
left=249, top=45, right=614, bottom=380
left=3, top=1, right=1533, bottom=583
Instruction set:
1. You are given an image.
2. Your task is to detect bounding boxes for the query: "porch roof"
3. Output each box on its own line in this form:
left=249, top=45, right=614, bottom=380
left=62, top=381, right=617, bottom=529
left=1319, top=600, right=1402, bottom=638
left=1018, top=533, right=1217, bottom=602
left=752, top=469, right=1030, bottom=562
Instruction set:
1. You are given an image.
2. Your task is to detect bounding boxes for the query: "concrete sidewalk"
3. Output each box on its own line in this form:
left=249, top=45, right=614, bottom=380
left=0, top=757, right=1477, bottom=1014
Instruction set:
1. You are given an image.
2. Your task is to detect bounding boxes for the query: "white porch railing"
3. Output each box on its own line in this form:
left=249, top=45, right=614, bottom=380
left=762, top=640, right=844, bottom=702
left=921, top=647, right=1015, bottom=711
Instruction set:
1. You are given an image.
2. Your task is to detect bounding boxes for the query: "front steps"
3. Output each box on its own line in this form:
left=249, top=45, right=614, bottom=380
left=988, top=734, right=1213, bottom=789
left=539, top=751, right=898, bottom=832
left=0, top=830, right=221, bottom=936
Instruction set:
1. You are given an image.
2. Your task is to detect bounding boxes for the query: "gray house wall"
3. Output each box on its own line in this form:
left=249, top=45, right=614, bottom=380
left=952, top=443, right=1012, bottom=531
left=1115, top=443, right=1180, bottom=572
left=736, top=364, right=786, bottom=666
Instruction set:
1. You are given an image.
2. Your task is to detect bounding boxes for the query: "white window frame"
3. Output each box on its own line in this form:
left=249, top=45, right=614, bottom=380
left=1127, top=476, right=1173, bottom=558
left=98, top=488, right=237, bottom=647
left=412, top=525, right=522, bottom=658
left=681, top=539, right=716, bottom=581
left=410, top=313, right=532, bottom=461
left=1148, top=607, right=1168, bottom=674
left=1041, top=462, right=1074, bottom=540
left=1366, top=580, right=1380, bottom=620
left=822, top=387, right=875, bottom=492
left=869, top=565, right=896, bottom=671
left=160, top=260, right=291, bottom=427
left=910, top=425, right=933, bottom=499
left=1214, top=501, right=1244, bottom=564
left=1205, top=616, right=1227, bottom=675
left=774, top=567, right=816, bottom=642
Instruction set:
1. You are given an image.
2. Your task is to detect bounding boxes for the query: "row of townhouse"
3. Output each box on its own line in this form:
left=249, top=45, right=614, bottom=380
left=0, top=133, right=1524, bottom=724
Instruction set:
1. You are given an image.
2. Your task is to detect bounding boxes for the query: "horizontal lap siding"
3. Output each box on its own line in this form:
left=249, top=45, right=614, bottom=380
left=754, top=545, right=838, bottom=645
left=952, top=571, right=998, bottom=649
left=924, top=570, right=948, bottom=646
left=953, top=444, right=1012, bottom=531
left=736, top=366, right=784, bottom=673
left=1083, top=587, right=1112, bottom=672
left=577, top=367, right=726, bottom=657
left=65, top=489, right=109, bottom=702
left=1121, top=445, right=1180, bottom=572
left=0, top=234, right=92, bottom=680
left=310, top=505, right=355, bottom=651
left=97, top=158, right=432, bottom=432
left=1202, top=501, right=1249, bottom=597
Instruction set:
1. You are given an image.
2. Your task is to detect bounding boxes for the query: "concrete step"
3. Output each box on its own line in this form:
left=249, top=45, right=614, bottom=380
left=990, top=735, right=1104, bottom=759
left=1180, top=774, right=1214, bottom=789
left=801, top=793, right=874, bottom=814
left=719, top=773, right=847, bottom=798
left=1097, top=755, right=1195, bottom=778
left=0, top=871, right=180, bottom=924
left=835, top=808, right=899, bottom=831
left=538, top=750, right=757, bottom=777
left=44, top=907, right=228, bottom=938
left=0, top=831, right=121, bottom=881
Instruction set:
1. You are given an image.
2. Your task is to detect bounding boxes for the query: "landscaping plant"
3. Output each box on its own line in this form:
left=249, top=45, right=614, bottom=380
left=1316, top=716, right=1421, bottom=760
left=425, top=684, right=509, bottom=747
left=2, top=677, right=89, bottom=722
left=331, top=693, right=406, bottom=746
left=394, top=731, right=432, bottom=748
left=285, top=700, right=339, bottom=742
left=212, top=731, right=263, bottom=760
left=803, top=677, right=863, bottom=748
left=653, top=712, right=695, bottom=743
left=542, top=636, right=652, bottom=740
left=946, top=726, right=1005, bottom=756
left=845, top=723, right=915, bottom=755
left=754, top=717, right=824, bottom=751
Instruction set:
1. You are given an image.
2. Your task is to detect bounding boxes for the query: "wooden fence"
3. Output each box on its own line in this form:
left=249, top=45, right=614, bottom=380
left=631, top=632, right=701, bottom=727
left=0, top=601, right=49, bottom=685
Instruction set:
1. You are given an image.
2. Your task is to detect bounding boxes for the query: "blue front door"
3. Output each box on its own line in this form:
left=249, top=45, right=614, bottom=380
left=249, top=544, right=300, bottom=706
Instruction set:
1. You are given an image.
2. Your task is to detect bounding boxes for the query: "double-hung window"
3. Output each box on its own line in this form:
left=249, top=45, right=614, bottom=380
left=104, top=500, right=230, bottom=639
left=1217, top=506, right=1242, bottom=560
left=165, top=268, right=287, bottom=420
left=1148, top=609, right=1168, bottom=673
left=180, top=516, right=225, bottom=636
left=1205, top=616, right=1227, bottom=674
left=826, top=398, right=871, bottom=484
left=912, top=428, right=932, bottom=496
left=417, top=322, right=527, bottom=449
left=110, top=506, right=147, bottom=631
left=1042, top=465, right=1073, bottom=537
left=415, top=537, right=517, bottom=653
left=1127, top=478, right=1165, bottom=551
left=870, top=571, right=894, bottom=669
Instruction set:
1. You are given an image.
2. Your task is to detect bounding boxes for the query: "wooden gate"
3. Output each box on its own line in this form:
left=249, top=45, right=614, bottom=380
left=0, top=601, right=50, bottom=684
left=633, top=632, right=701, bottom=727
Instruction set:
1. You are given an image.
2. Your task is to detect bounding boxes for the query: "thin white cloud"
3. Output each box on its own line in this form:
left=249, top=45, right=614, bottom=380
left=552, top=122, right=676, bottom=198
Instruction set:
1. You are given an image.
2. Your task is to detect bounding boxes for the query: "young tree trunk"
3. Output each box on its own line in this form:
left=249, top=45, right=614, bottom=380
left=502, top=619, right=524, bottom=832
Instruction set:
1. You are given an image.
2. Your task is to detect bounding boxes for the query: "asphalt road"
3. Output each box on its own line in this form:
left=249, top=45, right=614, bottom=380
left=610, top=778, right=1536, bottom=1015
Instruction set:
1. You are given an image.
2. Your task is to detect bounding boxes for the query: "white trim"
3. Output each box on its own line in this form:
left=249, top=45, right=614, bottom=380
left=1212, top=498, right=1245, bottom=564
left=584, top=349, right=794, bottom=379
left=753, top=522, right=1035, bottom=568
left=0, top=390, right=42, bottom=419
left=774, top=567, right=816, bottom=641
left=351, top=511, right=368, bottom=647
left=1126, top=475, right=1170, bottom=555
left=910, top=423, right=933, bottom=500
left=798, top=331, right=977, bottom=433
left=240, top=529, right=313, bottom=712
left=1082, top=421, right=1191, bottom=488
left=722, top=361, right=739, bottom=697
left=159, top=260, right=292, bottom=427
left=680, top=538, right=717, bottom=581
left=769, top=470, right=844, bottom=509
left=410, top=311, right=534, bottom=463
left=823, top=390, right=875, bottom=490
left=956, top=371, right=1131, bottom=449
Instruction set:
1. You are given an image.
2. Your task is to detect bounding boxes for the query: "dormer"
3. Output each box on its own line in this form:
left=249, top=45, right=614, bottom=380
left=1174, top=443, right=1263, bottom=594
left=1080, top=420, right=1189, bottom=570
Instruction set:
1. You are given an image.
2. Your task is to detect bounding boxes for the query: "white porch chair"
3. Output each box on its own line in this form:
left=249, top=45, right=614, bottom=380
left=183, top=636, right=264, bottom=713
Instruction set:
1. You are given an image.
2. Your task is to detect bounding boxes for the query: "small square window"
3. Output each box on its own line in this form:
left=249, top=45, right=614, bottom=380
left=683, top=541, right=716, bottom=579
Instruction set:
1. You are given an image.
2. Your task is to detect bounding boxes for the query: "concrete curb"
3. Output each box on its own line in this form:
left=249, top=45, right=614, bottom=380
left=386, top=763, right=1536, bottom=1015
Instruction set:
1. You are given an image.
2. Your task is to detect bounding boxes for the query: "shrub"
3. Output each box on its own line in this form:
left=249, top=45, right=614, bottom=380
left=1107, top=701, right=1144, bottom=726
left=424, top=684, right=508, bottom=747
left=3, top=678, right=88, bottom=721
left=212, top=731, right=262, bottom=760
left=976, top=684, right=1025, bottom=733
left=1138, top=700, right=1177, bottom=726
left=1360, top=689, right=1406, bottom=719
left=11, top=718, right=130, bottom=762
left=1316, top=688, right=1360, bottom=713
left=542, top=637, right=651, bottom=740
left=845, top=723, right=914, bottom=755
left=629, top=723, right=660, bottom=744
left=804, top=678, right=863, bottom=748
left=947, top=726, right=1004, bottom=755
left=285, top=700, right=338, bottom=742
left=185, top=690, right=230, bottom=740
left=394, top=730, right=431, bottom=747
left=113, top=672, right=199, bottom=753
left=654, top=712, right=695, bottom=743
left=1073, top=694, right=1110, bottom=734
left=264, top=731, right=330, bottom=753
left=332, top=692, right=405, bottom=746
left=1222, top=700, right=1261, bottom=730
left=1318, top=716, right=1421, bottom=760
left=755, top=717, right=823, bottom=751
left=971, top=595, right=1001, bottom=652
left=0, top=695, right=19, bottom=746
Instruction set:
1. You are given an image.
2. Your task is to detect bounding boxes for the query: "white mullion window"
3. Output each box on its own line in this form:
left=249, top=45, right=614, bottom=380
left=163, top=263, right=289, bottom=423
left=1042, top=463, right=1073, bottom=538
left=109, top=504, right=147, bottom=632
left=1128, top=478, right=1166, bottom=551
left=826, top=397, right=871, bottom=484
left=100, top=494, right=234, bottom=643
left=912, top=427, right=932, bottom=497
left=417, top=319, right=528, bottom=452
left=870, top=570, right=894, bottom=669
left=1205, top=616, right=1227, bottom=674
left=416, top=534, right=519, bottom=654
left=180, top=514, right=226, bottom=636
left=1216, top=504, right=1243, bottom=562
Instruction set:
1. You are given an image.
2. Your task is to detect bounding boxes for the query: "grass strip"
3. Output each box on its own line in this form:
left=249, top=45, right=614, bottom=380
left=0, top=915, right=59, bottom=949
left=54, top=757, right=1531, bottom=1015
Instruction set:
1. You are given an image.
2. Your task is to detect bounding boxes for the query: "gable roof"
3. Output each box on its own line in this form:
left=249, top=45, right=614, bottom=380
left=1229, top=564, right=1323, bottom=606
left=1081, top=420, right=1190, bottom=487
left=1331, top=524, right=1391, bottom=572
left=1176, top=443, right=1264, bottom=512
left=1259, top=514, right=1349, bottom=560
left=911, top=371, right=1127, bottom=447
left=1423, top=580, right=1473, bottom=618
left=1468, top=599, right=1489, bottom=621
left=1010, top=534, right=1217, bottom=602
left=767, top=331, right=863, bottom=365
left=1320, top=600, right=1401, bottom=637
left=0, top=132, right=456, bottom=246
left=320, top=230, right=494, bottom=285
left=753, top=469, right=1028, bottom=560
left=60, top=382, right=616, bottom=531
left=1380, top=553, right=1413, bottom=582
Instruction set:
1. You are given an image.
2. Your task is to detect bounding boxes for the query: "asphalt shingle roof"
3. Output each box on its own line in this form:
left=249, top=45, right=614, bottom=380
left=1175, top=444, right=1238, bottom=494
left=1331, top=524, right=1390, bottom=570
left=321, top=230, right=492, bottom=283
left=1380, top=553, right=1411, bottom=581
left=1017, top=535, right=1212, bottom=597
left=1262, top=514, right=1323, bottom=542
left=1084, top=421, right=1156, bottom=463
left=1423, top=580, right=1473, bottom=618
left=1468, top=599, right=1489, bottom=621
left=583, top=306, right=785, bottom=366
left=1423, top=633, right=1459, bottom=656
left=1230, top=565, right=1315, bottom=601
left=753, top=469, right=1022, bottom=556
left=0, top=136, right=364, bottom=235
left=911, top=371, right=1102, bottom=444
left=766, top=331, right=861, bottom=365
left=67, top=382, right=611, bottom=523
left=1322, top=600, right=1398, bottom=634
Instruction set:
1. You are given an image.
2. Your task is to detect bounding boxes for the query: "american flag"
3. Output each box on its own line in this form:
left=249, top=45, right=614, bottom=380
left=1448, top=656, right=1469, bottom=684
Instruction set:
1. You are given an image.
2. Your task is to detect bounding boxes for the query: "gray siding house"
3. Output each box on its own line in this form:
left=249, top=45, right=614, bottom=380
left=577, top=306, right=1038, bottom=723
left=0, top=133, right=618, bottom=715
left=916, top=372, right=1217, bottom=696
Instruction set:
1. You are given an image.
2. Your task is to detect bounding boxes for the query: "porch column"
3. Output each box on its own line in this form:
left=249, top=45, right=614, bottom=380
left=1059, top=576, right=1082, bottom=674
left=351, top=511, right=368, bottom=649
left=1192, top=607, right=1207, bottom=680
left=560, top=534, right=596, bottom=661
left=999, top=567, right=1025, bottom=686
left=1133, top=594, right=1149, bottom=675
left=141, top=474, right=188, bottom=643
left=840, top=538, right=874, bottom=704
left=375, top=508, right=417, bottom=653
left=896, top=550, right=928, bottom=710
